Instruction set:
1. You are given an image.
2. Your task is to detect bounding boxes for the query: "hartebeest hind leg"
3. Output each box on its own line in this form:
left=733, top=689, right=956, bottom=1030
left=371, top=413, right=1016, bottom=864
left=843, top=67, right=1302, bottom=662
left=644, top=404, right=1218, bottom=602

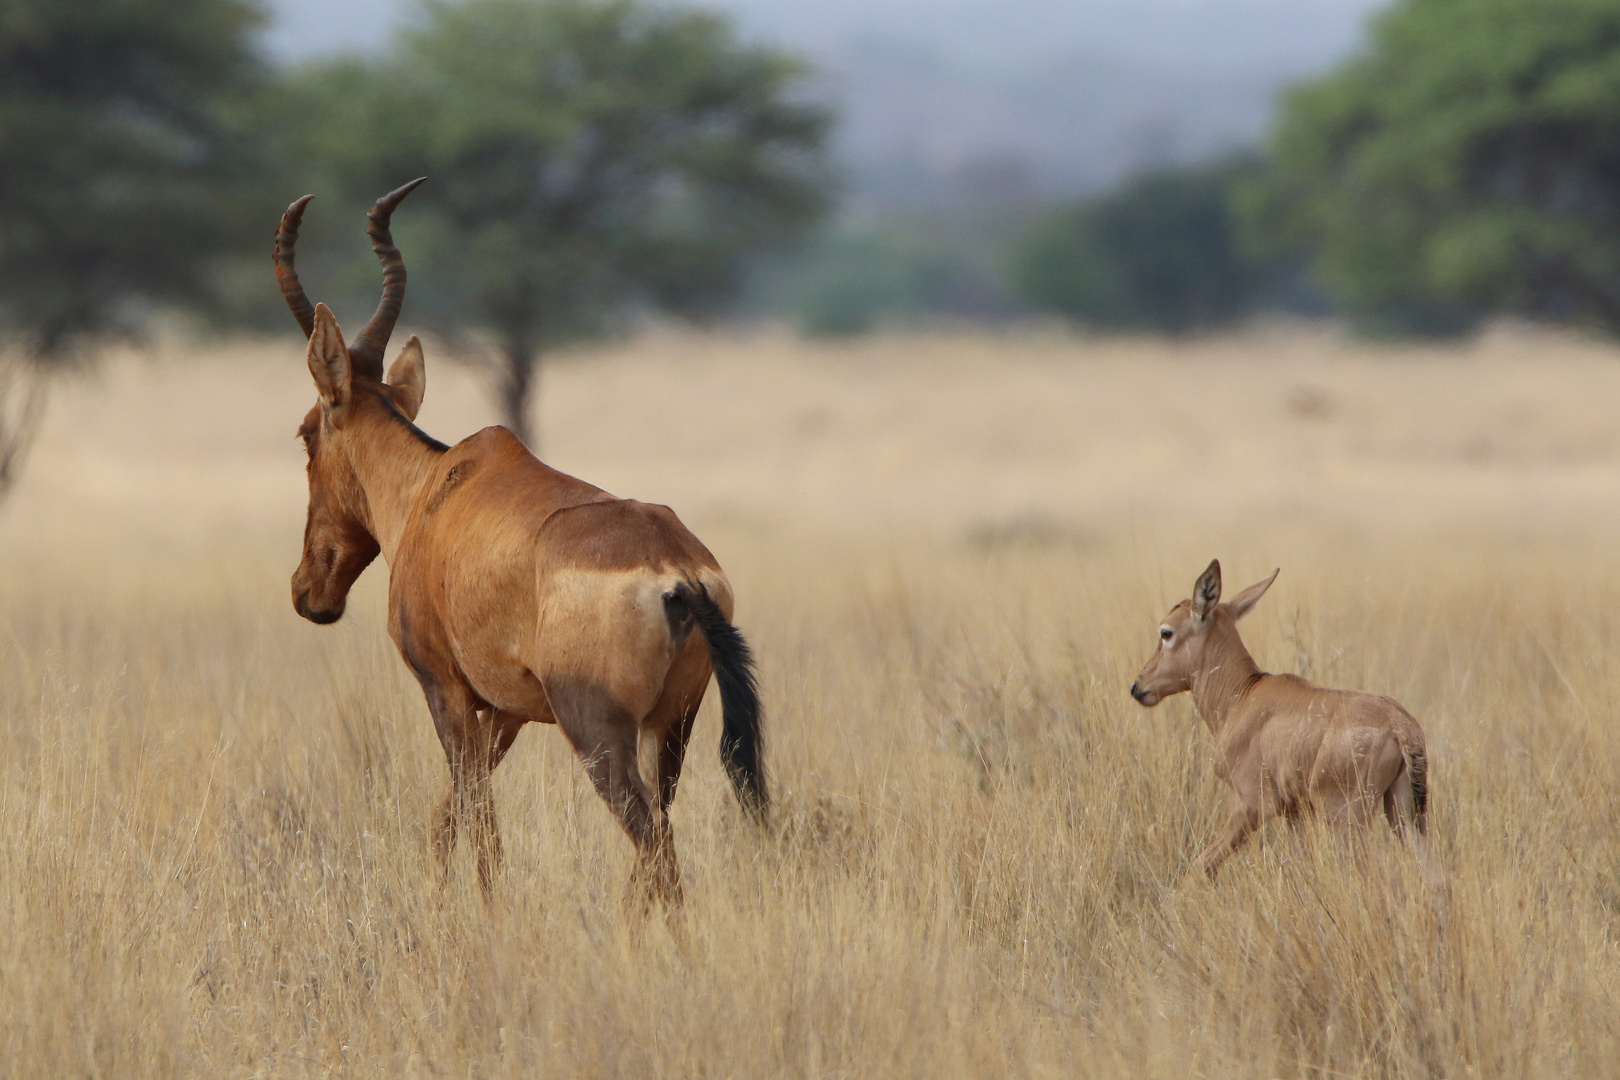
left=656, top=704, right=700, bottom=811
left=549, top=682, right=682, bottom=912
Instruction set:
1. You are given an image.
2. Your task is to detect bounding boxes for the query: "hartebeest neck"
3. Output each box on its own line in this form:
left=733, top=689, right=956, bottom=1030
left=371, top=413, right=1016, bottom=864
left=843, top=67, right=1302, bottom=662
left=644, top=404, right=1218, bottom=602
left=1188, top=614, right=1263, bottom=737
left=345, top=401, right=445, bottom=565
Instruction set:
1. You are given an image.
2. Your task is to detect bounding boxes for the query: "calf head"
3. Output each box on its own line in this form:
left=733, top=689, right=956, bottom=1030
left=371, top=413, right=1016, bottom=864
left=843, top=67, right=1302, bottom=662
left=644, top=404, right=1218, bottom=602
left=275, top=181, right=427, bottom=624
left=1130, top=559, right=1278, bottom=706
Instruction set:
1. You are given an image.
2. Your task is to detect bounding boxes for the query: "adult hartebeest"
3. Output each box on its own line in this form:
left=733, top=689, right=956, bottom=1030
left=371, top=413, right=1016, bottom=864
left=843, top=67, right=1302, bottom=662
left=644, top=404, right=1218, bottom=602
left=1130, top=560, right=1437, bottom=884
left=274, top=181, right=765, bottom=908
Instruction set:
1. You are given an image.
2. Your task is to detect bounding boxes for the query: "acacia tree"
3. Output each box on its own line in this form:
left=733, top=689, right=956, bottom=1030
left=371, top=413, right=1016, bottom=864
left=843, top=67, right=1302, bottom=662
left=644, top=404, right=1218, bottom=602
left=0, top=0, right=264, bottom=495
left=1248, top=0, right=1620, bottom=336
left=305, top=0, right=830, bottom=449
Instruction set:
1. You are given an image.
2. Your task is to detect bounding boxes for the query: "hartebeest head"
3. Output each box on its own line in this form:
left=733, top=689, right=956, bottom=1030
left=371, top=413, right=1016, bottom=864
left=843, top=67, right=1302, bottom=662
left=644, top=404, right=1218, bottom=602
left=1130, top=560, right=1279, bottom=707
left=276, top=180, right=430, bottom=624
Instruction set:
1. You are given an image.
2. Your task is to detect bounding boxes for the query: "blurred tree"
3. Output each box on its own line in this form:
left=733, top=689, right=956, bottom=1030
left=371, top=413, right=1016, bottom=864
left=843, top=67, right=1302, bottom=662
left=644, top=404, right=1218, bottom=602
left=1009, top=160, right=1268, bottom=333
left=296, top=0, right=830, bottom=448
left=1247, top=0, right=1620, bottom=337
left=0, top=0, right=264, bottom=497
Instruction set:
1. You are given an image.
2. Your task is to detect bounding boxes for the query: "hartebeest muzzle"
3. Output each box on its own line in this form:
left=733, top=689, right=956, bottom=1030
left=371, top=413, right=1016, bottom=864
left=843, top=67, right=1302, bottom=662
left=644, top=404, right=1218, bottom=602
left=292, top=587, right=344, bottom=625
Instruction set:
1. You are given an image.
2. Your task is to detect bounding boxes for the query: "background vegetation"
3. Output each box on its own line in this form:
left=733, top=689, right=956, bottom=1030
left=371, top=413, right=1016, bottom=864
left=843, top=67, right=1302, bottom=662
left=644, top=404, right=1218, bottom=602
left=1249, top=0, right=1620, bottom=338
left=9, top=0, right=1620, bottom=458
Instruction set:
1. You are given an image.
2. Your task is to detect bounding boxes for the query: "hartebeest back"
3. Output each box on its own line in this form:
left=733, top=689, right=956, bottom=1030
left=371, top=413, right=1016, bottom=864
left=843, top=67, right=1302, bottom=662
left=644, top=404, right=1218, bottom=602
left=1130, top=560, right=1437, bottom=883
left=275, top=182, right=765, bottom=909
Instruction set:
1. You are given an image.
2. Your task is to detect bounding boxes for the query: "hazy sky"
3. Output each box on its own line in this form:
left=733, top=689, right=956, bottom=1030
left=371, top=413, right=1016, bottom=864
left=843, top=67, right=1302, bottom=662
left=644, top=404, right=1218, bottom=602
left=262, top=0, right=1389, bottom=198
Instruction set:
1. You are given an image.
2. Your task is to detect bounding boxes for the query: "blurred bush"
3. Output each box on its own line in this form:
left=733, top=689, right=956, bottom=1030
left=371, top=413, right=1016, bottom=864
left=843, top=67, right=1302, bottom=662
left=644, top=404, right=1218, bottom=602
left=785, top=219, right=1014, bottom=337
left=1010, top=159, right=1289, bottom=333
left=1006, top=159, right=1283, bottom=334
left=1247, top=0, right=1620, bottom=337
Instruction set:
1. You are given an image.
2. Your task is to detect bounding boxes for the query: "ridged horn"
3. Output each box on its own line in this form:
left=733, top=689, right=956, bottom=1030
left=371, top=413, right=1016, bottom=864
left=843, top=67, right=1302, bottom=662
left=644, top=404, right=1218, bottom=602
left=347, top=177, right=427, bottom=379
left=273, top=194, right=317, bottom=338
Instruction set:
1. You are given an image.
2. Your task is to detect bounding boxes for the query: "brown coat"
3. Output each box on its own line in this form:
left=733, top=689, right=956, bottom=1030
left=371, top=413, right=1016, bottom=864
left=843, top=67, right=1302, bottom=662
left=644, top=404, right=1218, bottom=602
left=1131, top=561, right=1433, bottom=882
left=277, top=186, right=762, bottom=910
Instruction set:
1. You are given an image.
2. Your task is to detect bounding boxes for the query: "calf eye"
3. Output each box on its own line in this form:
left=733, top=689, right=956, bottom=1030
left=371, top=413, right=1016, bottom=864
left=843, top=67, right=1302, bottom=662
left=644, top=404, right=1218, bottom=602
left=1160, top=627, right=1173, bottom=641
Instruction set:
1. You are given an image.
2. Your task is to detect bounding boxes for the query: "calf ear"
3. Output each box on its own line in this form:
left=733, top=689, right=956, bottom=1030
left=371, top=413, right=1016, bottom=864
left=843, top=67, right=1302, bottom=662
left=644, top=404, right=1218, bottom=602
left=1226, top=568, right=1279, bottom=621
left=385, top=335, right=426, bottom=421
left=1191, top=559, right=1222, bottom=620
left=307, top=303, right=351, bottom=408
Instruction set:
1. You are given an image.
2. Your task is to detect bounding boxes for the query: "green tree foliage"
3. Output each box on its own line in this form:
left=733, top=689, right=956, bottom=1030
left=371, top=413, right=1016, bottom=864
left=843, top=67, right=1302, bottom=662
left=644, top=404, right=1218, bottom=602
left=1009, top=160, right=1267, bottom=333
left=0, top=0, right=265, bottom=357
left=1250, top=0, right=1620, bottom=336
left=292, top=0, right=830, bottom=447
left=0, top=0, right=265, bottom=492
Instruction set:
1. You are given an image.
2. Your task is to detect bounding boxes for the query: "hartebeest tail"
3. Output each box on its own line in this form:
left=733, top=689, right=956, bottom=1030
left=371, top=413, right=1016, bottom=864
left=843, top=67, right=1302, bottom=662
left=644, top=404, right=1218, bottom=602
left=668, top=581, right=768, bottom=822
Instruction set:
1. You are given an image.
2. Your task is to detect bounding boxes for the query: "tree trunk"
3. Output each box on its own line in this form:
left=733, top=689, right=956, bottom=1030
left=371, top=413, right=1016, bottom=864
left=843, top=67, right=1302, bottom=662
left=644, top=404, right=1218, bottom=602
left=498, top=333, right=538, bottom=452
left=0, top=359, right=47, bottom=505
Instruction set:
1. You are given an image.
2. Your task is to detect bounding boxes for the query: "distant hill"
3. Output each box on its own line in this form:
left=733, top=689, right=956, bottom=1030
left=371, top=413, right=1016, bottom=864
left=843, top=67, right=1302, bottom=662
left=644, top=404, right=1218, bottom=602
left=260, top=0, right=1386, bottom=205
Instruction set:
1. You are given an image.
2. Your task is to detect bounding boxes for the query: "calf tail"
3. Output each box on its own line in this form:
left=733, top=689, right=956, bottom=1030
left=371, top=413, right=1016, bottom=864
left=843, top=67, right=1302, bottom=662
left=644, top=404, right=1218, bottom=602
left=667, top=581, right=768, bottom=824
left=1399, top=736, right=1429, bottom=836
left=1395, top=730, right=1449, bottom=911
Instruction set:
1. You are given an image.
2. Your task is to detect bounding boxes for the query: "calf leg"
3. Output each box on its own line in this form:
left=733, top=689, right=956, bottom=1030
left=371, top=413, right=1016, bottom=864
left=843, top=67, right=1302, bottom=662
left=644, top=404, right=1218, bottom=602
left=1196, top=803, right=1260, bottom=881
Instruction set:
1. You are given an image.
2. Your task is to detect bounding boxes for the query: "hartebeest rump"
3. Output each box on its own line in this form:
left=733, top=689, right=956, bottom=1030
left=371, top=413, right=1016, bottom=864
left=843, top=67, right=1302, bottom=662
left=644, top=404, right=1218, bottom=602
left=275, top=181, right=765, bottom=907
left=1130, top=560, right=1435, bottom=882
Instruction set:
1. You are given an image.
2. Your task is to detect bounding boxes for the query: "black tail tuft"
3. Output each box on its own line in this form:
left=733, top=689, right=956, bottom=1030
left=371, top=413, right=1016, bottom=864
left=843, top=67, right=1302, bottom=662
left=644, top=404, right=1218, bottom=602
left=668, top=581, right=767, bottom=824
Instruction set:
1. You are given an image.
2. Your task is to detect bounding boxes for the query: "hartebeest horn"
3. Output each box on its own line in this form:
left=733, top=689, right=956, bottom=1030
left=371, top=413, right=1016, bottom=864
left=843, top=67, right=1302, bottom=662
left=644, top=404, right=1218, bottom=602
left=347, top=177, right=427, bottom=379
left=273, top=194, right=317, bottom=339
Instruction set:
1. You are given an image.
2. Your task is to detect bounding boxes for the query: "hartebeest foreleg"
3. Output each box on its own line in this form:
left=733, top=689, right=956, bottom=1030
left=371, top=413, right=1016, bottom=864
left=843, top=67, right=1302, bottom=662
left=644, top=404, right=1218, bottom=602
left=463, top=709, right=525, bottom=890
left=421, top=674, right=523, bottom=894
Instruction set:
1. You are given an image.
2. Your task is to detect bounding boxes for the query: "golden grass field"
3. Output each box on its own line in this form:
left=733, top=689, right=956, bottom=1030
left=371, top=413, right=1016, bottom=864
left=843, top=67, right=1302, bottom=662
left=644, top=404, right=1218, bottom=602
left=2, top=323, right=1619, bottom=1076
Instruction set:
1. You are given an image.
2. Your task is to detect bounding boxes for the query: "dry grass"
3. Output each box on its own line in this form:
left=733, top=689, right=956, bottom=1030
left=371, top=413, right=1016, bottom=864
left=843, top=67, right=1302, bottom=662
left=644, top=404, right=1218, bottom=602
left=1, top=324, right=1618, bottom=1076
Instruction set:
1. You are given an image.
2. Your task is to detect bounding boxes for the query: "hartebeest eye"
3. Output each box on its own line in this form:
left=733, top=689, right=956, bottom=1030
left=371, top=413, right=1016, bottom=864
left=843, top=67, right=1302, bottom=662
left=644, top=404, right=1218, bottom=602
left=1160, top=626, right=1174, bottom=642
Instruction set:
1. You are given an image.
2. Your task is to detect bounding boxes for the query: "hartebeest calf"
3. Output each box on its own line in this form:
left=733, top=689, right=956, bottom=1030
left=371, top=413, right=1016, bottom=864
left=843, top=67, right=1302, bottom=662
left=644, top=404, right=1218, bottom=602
left=274, top=181, right=765, bottom=908
left=1130, top=560, right=1434, bottom=882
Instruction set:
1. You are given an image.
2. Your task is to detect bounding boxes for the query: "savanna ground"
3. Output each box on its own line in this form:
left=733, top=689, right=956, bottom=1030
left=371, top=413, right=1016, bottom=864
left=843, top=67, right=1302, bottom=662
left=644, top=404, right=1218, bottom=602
left=1, top=322, right=1618, bottom=1077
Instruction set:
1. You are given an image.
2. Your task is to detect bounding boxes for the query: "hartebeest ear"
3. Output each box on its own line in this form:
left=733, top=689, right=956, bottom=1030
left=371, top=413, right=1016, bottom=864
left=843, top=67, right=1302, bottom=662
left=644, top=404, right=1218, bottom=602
left=1225, top=568, right=1279, bottom=621
left=307, top=303, right=351, bottom=408
left=385, top=335, right=425, bottom=421
left=1191, top=559, right=1222, bottom=621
